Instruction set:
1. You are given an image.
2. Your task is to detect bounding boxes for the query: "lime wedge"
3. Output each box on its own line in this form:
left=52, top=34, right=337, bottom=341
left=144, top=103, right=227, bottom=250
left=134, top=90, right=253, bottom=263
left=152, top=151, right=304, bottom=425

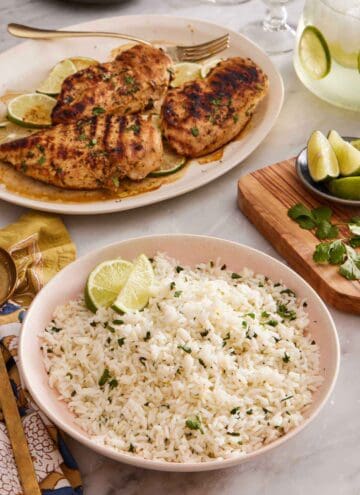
left=307, top=130, right=339, bottom=182
left=37, top=59, right=77, bottom=96
left=170, top=62, right=201, bottom=88
left=112, top=254, right=154, bottom=313
left=85, top=259, right=133, bottom=313
left=298, top=26, right=331, bottom=80
left=328, top=176, right=360, bottom=200
left=7, top=93, right=57, bottom=128
left=70, top=57, right=99, bottom=71
left=328, top=130, right=360, bottom=176
left=351, top=139, right=360, bottom=151
left=149, top=143, right=186, bottom=177
left=200, top=58, right=222, bottom=78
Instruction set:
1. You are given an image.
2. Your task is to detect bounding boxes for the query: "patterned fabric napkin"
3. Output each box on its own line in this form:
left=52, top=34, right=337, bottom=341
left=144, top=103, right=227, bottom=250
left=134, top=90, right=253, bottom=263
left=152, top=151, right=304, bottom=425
left=0, top=211, right=82, bottom=495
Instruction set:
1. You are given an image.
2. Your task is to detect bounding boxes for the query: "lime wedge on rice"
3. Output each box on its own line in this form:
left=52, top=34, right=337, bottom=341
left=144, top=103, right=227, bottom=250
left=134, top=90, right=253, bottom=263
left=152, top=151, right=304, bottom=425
left=37, top=59, right=77, bottom=96
left=149, top=143, right=186, bottom=177
left=307, top=130, right=339, bottom=182
left=170, top=62, right=201, bottom=87
left=200, top=58, right=222, bottom=78
left=85, top=259, right=133, bottom=313
left=70, top=57, right=99, bottom=71
left=298, top=26, right=331, bottom=80
left=7, top=93, right=57, bottom=128
left=112, top=254, right=154, bottom=313
left=328, top=130, right=360, bottom=176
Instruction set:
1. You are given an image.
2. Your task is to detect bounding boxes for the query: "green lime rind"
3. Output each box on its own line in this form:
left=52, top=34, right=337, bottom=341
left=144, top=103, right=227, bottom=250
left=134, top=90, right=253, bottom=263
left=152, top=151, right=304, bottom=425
left=299, top=25, right=331, bottom=80
left=149, top=144, right=186, bottom=177
left=327, top=176, right=360, bottom=200
left=7, top=93, right=57, bottom=128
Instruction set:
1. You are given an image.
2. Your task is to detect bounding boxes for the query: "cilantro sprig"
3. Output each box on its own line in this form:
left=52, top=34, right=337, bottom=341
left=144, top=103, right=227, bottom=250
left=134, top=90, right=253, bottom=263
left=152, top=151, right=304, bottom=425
left=288, top=204, right=360, bottom=281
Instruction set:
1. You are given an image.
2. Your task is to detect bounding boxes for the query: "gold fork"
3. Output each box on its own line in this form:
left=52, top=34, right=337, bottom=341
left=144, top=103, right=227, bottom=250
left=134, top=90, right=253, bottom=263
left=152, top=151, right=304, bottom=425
left=7, top=23, right=230, bottom=62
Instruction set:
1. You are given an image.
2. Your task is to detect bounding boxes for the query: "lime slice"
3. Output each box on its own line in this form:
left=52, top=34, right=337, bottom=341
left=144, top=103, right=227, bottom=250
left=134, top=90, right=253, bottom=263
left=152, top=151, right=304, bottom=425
left=170, top=62, right=201, bottom=88
left=200, top=58, right=222, bottom=78
left=85, top=259, right=133, bottom=313
left=328, top=130, right=360, bottom=176
left=149, top=143, right=186, bottom=177
left=351, top=139, right=360, bottom=151
left=329, top=42, right=358, bottom=69
left=70, top=57, right=99, bottom=71
left=307, top=130, right=339, bottom=182
left=298, top=26, right=331, bottom=80
left=112, top=254, right=154, bottom=313
left=7, top=93, right=57, bottom=128
left=37, top=59, right=77, bottom=96
left=328, top=176, right=360, bottom=200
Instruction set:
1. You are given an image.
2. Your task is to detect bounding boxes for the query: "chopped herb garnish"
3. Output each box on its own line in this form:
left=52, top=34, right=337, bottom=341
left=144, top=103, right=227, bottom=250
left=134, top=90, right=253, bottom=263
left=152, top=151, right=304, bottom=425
left=170, top=281, right=176, bottom=290
left=71, top=390, right=76, bottom=397
left=261, top=311, right=270, bottom=318
left=277, top=304, right=296, bottom=320
left=245, top=312, right=255, bottom=319
left=144, top=331, right=151, bottom=341
left=233, top=114, right=239, bottom=123
left=185, top=416, right=204, bottom=433
left=118, top=337, right=125, bottom=347
left=263, top=407, right=270, bottom=414
left=198, top=358, right=206, bottom=368
left=126, top=123, right=140, bottom=134
left=109, top=378, right=118, bottom=389
left=282, top=352, right=290, bottom=363
left=190, top=127, right=199, bottom=137
left=174, top=290, right=182, bottom=298
left=246, top=409, right=253, bottom=415
left=36, top=144, right=45, bottom=153
left=280, top=395, right=293, bottom=402
left=227, top=431, right=240, bottom=436
left=88, top=138, right=97, bottom=147
left=266, top=320, right=278, bottom=327
left=20, top=161, right=27, bottom=173
left=175, top=265, right=184, bottom=273
left=112, top=177, right=119, bottom=188
left=221, top=264, right=227, bottom=270
left=92, top=106, right=106, bottom=115
left=113, top=319, right=124, bottom=325
left=37, top=155, right=46, bottom=166
left=128, top=443, right=136, bottom=453
left=66, top=372, right=73, bottom=379
left=231, top=272, right=241, bottom=279
left=178, top=344, right=191, bottom=354
left=98, top=368, right=111, bottom=386
left=139, top=357, right=147, bottom=366
left=230, top=407, right=240, bottom=415
left=200, top=329, right=209, bottom=337
left=280, top=289, right=296, bottom=297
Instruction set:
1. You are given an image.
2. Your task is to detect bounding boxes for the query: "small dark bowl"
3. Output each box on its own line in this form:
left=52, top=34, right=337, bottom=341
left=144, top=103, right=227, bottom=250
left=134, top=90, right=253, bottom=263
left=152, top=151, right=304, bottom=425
left=296, top=136, right=360, bottom=207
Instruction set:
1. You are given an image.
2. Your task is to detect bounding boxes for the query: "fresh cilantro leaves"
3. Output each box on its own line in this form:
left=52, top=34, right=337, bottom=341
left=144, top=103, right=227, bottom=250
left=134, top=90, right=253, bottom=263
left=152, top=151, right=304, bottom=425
left=289, top=203, right=360, bottom=281
left=288, top=203, right=338, bottom=239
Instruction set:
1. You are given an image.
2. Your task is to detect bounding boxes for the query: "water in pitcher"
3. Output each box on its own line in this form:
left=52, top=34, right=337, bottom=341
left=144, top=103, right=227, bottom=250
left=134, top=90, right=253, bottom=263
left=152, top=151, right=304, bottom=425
left=293, top=0, right=360, bottom=111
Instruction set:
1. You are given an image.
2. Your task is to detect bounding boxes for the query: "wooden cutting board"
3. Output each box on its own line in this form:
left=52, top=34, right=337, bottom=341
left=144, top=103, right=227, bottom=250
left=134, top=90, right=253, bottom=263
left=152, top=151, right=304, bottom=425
left=237, top=158, right=360, bottom=314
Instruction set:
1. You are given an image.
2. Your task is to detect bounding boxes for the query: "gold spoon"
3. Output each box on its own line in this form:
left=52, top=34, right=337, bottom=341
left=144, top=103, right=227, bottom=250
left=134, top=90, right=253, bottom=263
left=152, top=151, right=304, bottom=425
left=0, top=247, right=17, bottom=307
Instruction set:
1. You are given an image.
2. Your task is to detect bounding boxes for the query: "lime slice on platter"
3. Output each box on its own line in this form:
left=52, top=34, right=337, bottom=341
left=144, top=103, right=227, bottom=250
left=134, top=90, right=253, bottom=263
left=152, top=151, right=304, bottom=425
left=70, top=57, right=99, bottom=71
left=328, top=130, right=360, bottom=176
left=327, top=176, right=360, bottom=200
left=85, top=259, right=133, bottom=313
left=170, top=62, right=201, bottom=87
left=149, top=143, right=186, bottom=177
left=7, top=93, right=57, bottom=128
left=298, top=26, right=331, bottom=80
left=37, top=59, right=77, bottom=96
left=112, top=254, right=154, bottom=314
left=307, top=130, right=339, bottom=182
left=200, top=58, right=222, bottom=78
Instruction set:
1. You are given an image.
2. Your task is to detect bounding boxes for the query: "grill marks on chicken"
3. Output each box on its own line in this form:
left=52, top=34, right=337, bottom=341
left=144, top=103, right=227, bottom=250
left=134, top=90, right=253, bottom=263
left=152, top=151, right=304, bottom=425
left=52, top=44, right=172, bottom=125
left=161, top=57, right=269, bottom=157
left=0, top=114, right=162, bottom=190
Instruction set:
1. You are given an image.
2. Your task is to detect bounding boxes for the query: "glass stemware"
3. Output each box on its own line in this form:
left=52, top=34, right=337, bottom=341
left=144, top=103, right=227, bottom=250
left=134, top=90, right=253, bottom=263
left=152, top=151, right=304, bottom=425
left=241, top=0, right=296, bottom=54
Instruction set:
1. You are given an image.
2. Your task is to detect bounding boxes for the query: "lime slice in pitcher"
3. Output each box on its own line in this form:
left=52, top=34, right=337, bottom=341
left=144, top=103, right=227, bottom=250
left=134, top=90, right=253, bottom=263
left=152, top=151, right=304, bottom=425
left=298, top=26, right=331, bottom=80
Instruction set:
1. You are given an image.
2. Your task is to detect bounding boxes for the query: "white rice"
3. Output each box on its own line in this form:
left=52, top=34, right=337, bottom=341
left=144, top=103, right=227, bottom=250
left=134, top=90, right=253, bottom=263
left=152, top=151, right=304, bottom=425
left=41, top=253, right=323, bottom=463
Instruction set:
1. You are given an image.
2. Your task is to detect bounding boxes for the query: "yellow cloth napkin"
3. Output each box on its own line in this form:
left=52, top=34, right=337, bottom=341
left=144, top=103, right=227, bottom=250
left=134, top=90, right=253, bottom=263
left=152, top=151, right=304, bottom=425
left=0, top=211, right=82, bottom=495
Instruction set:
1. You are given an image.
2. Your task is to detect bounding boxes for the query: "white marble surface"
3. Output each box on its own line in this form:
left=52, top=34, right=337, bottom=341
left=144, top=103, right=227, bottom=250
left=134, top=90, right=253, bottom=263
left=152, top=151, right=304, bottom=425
left=1, top=0, right=360, bottom=493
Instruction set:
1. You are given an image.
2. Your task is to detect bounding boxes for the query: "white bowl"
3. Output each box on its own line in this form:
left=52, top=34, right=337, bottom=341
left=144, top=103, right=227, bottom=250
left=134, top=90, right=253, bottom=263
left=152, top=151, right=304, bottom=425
left=19, top=235, right=340, bottom=472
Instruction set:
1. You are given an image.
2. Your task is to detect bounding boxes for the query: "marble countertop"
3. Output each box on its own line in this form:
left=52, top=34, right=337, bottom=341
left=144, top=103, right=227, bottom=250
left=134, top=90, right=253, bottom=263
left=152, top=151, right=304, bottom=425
left=1, top=0, right=359, bottom=493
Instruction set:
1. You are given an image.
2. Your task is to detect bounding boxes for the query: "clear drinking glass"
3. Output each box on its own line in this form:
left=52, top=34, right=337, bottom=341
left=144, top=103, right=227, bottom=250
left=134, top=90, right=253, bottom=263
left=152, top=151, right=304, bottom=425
left=293, top=0, right=360, bottom=111
left=241, top=0, right=296, bottom=54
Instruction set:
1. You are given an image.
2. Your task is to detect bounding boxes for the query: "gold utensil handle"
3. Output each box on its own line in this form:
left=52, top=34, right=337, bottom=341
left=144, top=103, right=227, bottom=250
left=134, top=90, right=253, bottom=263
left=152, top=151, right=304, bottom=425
left=7, top=23, right=151, bottom=45
left=0, top=350, right=41, bottom=495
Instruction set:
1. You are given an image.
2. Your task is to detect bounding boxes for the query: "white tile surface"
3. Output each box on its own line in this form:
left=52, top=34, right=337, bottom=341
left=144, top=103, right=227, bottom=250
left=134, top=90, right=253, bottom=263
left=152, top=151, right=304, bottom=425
left=0, top=1, right=359, bottom=493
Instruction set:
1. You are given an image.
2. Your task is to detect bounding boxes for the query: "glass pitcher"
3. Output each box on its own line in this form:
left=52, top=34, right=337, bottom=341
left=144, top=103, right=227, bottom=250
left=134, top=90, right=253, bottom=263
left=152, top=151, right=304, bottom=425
left=293, top=0, right=360, bottom=112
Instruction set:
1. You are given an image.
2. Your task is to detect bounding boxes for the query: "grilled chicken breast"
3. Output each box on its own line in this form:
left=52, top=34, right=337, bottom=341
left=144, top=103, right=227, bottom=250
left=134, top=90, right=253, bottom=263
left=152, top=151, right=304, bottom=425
left=161, top=57, right=269, bottom=157
left=0, top=114, right=162, bottom=190
left=52, top=44, right=172, bottom=125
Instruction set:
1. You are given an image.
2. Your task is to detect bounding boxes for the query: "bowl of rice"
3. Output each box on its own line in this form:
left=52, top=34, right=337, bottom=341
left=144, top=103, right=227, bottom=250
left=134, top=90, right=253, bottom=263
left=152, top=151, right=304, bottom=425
left=19, top=234, right=340, bottom=472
